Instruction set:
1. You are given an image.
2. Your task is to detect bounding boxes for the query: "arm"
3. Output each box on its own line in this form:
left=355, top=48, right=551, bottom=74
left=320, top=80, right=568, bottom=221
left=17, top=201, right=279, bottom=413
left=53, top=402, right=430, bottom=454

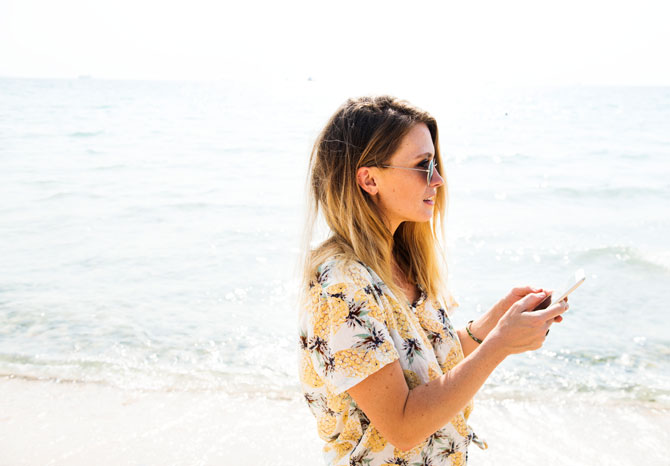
left=347, top=291, right=568, bottom=451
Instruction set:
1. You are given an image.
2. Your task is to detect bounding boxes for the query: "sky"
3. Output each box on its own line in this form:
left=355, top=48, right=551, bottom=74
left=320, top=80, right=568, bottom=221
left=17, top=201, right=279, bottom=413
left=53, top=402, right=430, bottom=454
left=1, top=0, right=669, bottom=86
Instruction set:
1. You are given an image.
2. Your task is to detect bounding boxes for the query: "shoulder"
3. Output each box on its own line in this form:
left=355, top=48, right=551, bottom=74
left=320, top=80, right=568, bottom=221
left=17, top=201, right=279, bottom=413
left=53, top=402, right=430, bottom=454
left=315, top=255, right=377, bottom=290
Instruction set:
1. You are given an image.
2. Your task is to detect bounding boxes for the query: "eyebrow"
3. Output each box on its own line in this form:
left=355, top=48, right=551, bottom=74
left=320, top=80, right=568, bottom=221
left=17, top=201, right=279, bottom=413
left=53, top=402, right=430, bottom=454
left=412, top=152, right=434, bottom=160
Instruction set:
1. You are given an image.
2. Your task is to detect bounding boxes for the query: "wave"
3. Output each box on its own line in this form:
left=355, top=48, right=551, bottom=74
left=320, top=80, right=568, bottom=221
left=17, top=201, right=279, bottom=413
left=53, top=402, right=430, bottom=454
left=552, top=185, right=670, bottom=199
left=40, top=191, right=104, bottom=201
left=574, top=245, right=670, bottom=273
left=461, top=184, right=670, bottom=204
left=92, top=164, right=126, bottom=170
left=2, top=343, right=668, bottom=405
left=449, top=152, right=534, bottom=164
left=452, top=236, right=670, bottom=273
left=68, top=130, right=104, bottom=138
left=473, top=185, right=668, bottom=200
left=0, top=353, right=299, bottom=398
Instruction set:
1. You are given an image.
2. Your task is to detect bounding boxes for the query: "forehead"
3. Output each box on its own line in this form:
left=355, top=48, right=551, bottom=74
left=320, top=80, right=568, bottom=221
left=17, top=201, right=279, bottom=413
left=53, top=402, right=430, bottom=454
left=389, top=123, right=434, bottom=163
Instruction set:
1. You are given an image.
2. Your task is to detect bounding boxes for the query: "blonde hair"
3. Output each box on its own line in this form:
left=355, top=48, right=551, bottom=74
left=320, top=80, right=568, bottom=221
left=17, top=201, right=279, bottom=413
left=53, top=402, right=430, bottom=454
left=300, top=95, right=450, bottom=306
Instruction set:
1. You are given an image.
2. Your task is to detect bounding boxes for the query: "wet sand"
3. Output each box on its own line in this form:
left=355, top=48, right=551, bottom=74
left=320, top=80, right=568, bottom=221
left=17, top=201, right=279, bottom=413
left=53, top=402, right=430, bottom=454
left=1, top=377, right=668, bottom=465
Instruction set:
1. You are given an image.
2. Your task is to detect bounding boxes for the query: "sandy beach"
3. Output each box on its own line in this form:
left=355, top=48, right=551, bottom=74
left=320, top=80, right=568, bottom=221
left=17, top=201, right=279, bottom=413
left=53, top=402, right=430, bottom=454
left=1, top=377, right=668, bottom=466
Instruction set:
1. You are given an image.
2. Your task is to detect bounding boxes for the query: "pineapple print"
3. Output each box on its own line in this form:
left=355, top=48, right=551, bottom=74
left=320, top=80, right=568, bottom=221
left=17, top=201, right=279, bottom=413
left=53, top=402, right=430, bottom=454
left=436, top=439, right=459, bottom=464
left=315, top=262, right=333, bottom=286
left=415, top=302, right=444, bottom=334
left=312, top=298, right=333, bottom=339
left=317, top=413, right=337, bottom=438
left=427, top=363, right=442, bottom=381
left=364, top=425, right=388, bottom=452
left=329, top=294, right=351, bottom=330
left=403, top=369, right=421, bottom=389
left=350, top=447, right=373, bottom=466
left=349, top=264, right=373, bottom=288
left=393, top=440, right=425, bottom=460
left=425, top=429, right=449, bottom=452
left=309, top=281, right=322, bottom=307
left=415, top=328, right=434, bottom=357
left=324, top=282, right=350, bottom=328
left=324, top=440, right=353, bottom=461
left=326, top=391, right=348, bottom=413
left=354, top=288, right=385, bottom=321
left=450, top=414, right=469, bottom=438
left=300, top=351, right=324, bottom=388
left=463, top=400, right=474, bottom=420
left=395, top=301, right=433, bottom=352
left=326, top=282, right=349, bottom=296
left=440, top=345, right=462, bottom=373
left=402, top=337, right=424, bottom=365
left=381, top=459, right=408, bottom=466
left=389, top=301, right=416, bottom=340
left=339, top=416, right=363, bottom=442
left=450, top=452, right=466, bottom=466
left=333, top=347, right=381, bottom=378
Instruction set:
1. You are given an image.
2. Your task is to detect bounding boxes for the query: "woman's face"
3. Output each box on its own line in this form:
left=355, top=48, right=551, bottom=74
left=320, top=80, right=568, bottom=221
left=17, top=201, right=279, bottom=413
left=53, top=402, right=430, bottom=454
left=364, top=123, right=445, bottom=233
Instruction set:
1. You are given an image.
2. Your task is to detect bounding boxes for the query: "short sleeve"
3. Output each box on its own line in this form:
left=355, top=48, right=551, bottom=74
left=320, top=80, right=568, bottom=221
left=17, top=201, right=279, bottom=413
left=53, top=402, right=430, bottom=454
left=304, top=259, right=399, bottom=395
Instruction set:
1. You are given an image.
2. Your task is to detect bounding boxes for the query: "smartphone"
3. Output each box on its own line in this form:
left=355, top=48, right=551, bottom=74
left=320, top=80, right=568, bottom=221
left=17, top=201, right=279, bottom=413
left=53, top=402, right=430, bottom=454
left=533, top=269, right=586, bottom=311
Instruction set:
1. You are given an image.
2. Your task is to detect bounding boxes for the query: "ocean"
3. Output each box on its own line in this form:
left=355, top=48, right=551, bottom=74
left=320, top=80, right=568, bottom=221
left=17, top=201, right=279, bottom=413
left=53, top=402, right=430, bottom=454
left=1, top=78, right=669, bottom=465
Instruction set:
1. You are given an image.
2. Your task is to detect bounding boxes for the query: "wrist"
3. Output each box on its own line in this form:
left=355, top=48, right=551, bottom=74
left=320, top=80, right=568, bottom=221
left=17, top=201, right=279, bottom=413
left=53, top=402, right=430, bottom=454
left=491, top=299, right=507, bottom=320
left=479, top=329, right=510, bottom=361
left=466, top=320, right=483, bottom=344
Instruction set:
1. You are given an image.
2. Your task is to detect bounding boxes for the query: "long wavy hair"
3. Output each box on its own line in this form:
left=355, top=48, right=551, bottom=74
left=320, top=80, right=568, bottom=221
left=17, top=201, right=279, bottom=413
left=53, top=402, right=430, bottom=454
left=300, top=95, right=451, bottom=307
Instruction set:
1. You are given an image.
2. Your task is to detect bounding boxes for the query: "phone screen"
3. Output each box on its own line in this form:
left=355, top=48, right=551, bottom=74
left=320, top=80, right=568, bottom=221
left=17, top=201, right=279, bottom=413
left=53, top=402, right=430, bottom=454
left=551, top=269, right=585, bottom=304
left=532, top=269, right=585, bottom=311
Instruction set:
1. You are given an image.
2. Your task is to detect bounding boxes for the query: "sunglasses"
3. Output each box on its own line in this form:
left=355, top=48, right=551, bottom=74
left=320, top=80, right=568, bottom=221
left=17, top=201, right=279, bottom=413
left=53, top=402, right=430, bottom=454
left=381, top=158, right=436, bottom=186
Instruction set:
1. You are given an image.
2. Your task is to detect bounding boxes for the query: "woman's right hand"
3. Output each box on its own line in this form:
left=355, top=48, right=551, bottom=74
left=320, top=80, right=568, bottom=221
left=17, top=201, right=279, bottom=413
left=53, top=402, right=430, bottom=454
left=485, top=292, right=569, bottom=355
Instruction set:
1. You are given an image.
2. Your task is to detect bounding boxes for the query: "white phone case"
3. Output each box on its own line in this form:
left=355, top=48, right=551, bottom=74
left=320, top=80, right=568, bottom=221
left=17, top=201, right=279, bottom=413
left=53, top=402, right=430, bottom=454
left=551, top=269, right=586, bottom=304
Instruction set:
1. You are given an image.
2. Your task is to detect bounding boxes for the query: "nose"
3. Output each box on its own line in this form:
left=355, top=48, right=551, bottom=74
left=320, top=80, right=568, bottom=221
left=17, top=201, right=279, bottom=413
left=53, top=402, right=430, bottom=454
left=430, top=167, right=445, bottom=188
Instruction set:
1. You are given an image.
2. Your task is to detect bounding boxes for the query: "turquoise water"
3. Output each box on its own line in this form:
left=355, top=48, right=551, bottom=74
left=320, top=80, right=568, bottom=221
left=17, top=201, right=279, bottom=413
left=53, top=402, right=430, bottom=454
left=1, top=78, right=669, bottom=407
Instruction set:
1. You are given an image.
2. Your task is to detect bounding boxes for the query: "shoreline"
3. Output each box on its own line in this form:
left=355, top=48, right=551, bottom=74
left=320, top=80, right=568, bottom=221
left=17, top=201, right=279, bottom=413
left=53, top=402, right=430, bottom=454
left=1, top=373, right=667, bottom=409
left=1, top=377, right=669, bottom=465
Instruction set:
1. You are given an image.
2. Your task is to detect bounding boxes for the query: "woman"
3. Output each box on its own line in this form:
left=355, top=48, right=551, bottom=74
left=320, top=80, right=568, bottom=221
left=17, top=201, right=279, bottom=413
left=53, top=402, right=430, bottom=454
left=298, top=95, right=568, bottom=465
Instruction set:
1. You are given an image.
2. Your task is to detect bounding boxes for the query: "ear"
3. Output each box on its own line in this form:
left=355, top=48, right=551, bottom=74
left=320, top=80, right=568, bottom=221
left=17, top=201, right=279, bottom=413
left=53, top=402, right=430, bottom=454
left=356, top=166, right=379, bottom=195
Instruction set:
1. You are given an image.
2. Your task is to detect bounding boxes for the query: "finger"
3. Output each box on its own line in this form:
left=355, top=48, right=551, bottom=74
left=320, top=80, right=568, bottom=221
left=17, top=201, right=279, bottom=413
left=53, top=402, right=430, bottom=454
left=512, top=286, right=538, bottom=297
left=515, top=292, right=549, bottom=313
left=554, top=315, right=563, bottom=323
left=542, top=317, right=555, bottom=332
left=534, top=299, right=569, bottom=321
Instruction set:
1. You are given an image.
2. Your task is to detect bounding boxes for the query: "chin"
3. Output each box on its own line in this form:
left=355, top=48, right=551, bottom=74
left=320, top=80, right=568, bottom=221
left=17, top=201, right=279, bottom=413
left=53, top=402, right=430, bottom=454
left=408, top=213, right=434, bottom=224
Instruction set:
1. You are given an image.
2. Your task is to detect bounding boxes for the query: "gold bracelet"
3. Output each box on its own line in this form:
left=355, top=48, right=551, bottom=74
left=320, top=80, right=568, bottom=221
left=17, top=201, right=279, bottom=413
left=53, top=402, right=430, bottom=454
left=466, top=320, right=483, bottom=344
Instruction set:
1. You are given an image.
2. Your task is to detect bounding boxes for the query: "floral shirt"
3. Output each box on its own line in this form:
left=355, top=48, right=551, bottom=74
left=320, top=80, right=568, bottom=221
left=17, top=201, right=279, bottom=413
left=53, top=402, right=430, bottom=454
left=298, top=256, right=478, bottom=466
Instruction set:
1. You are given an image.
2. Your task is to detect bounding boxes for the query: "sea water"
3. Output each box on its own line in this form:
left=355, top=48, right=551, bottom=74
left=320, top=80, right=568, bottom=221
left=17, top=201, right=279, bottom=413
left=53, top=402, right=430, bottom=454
left=1, top=78, right=669, bottom=464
